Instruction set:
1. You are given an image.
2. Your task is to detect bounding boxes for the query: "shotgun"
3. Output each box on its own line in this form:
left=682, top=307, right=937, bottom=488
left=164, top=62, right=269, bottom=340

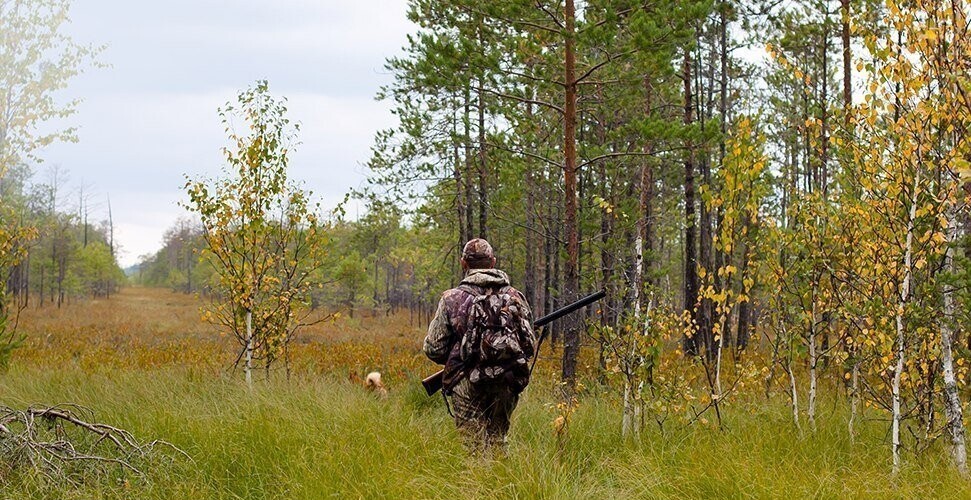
left=421, top=289, right=606, bottom=396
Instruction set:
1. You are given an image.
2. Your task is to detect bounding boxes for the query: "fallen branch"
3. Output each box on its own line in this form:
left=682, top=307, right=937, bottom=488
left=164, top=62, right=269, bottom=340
left=0, top=403, right=189, bottom=485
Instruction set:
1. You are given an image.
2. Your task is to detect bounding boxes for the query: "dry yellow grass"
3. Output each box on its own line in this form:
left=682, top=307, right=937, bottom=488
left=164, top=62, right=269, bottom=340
left=8, top=288, right=971, bottom=499
left=14, top=287, right=430, bottom=383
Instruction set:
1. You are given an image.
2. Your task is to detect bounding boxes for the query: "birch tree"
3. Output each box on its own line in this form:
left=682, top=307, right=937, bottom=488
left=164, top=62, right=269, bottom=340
left=184, top=81, right=328, bottom=387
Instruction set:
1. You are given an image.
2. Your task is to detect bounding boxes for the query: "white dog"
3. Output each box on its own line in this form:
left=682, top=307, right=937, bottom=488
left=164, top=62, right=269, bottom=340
left=365, top=371, right=388, bottom=398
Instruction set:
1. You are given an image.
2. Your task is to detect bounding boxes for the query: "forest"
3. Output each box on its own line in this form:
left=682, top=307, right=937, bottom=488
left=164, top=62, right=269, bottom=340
left=3, top=0, right=971, bottom=497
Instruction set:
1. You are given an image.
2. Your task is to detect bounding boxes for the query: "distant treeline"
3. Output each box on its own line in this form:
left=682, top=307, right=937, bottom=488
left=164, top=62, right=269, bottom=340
left=134, top=201, right=454, bottom=324
left=1, top=165, right=126, bottom=307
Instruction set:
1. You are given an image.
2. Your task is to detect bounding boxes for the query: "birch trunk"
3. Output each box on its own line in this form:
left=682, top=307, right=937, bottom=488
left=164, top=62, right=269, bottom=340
left=622, top=381, right=635, bottom=437
left=715, top=315, right=724, bottom=399
left=788, top=354, right=800, bottom=430
left=623, top=235, right=643, bottom=437
left=635, top=298, right=653, bottom=437
left=940, top=199, right=968, bottom=475
left=809, top=299, right=817, bottom=431
left=892, top=169, right=918, bottom=474
left=781, top=320, right=800, bottom=429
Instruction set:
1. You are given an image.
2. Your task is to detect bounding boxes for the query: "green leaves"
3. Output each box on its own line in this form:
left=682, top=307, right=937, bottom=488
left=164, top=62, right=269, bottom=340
left=182, top=81, right=328, bottom=375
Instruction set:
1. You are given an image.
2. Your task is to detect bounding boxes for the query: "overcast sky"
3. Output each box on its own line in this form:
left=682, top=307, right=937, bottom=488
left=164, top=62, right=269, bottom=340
left=38, top=1, right=413, bottom=267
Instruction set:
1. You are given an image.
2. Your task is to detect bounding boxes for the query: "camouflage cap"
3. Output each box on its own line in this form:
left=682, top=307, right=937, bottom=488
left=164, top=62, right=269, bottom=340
left=462, top=238, right=495, bottom=266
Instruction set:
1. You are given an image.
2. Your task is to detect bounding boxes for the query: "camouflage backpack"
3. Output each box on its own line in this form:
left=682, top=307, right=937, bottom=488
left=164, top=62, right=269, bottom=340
left=458, top=285, right=535, bottom=393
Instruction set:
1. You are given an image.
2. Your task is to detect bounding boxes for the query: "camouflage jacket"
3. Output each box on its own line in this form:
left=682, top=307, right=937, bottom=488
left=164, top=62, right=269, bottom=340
left=423, top=269, right=534, bottom=389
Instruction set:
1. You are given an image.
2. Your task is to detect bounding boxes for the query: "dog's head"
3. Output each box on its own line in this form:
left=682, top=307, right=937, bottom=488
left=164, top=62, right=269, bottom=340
left=364, top=371, right=388, bottom=397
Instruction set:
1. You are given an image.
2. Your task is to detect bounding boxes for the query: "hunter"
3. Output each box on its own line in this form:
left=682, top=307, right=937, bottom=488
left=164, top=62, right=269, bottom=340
left=423, top=238, right=535, bottom=454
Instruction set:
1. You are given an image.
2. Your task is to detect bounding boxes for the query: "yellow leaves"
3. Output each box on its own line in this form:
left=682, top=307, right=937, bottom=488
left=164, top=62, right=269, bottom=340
left=593, top=195, right=617, bottom=216
left=200, top=310, right=215, bottom=323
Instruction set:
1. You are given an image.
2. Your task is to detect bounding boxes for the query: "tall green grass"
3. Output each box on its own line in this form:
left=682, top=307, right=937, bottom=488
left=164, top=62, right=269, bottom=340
left=1, top=367, right=967, bottom=499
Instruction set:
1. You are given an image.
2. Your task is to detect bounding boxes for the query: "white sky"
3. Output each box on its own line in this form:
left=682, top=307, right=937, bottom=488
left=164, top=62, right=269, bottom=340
left=37, top=1, right=413, bottom=267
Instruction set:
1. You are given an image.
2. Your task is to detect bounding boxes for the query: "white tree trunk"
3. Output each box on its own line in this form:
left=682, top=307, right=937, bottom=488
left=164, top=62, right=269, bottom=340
left=809, top=300, right=817, bottom=431
left=715, top=317, right=724, bottom=401
left=245, top=309, right=253, bottom=389
left=892, top=297, right=905, bottom=474
left=940, top=200, right=968, bottom=476
left=622, top=381, right=634, bottom=437
left=789, top=361, right=800, bottom=430
left=622, top=236, right=644, bottom=438
left=635, top=299, right=653, bottom=437
left=892, top=169, right=918, bottom=475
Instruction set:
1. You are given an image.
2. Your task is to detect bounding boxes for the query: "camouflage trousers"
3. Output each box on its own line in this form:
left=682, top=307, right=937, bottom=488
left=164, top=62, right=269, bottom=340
left=447, top=377, right=519, bottom=455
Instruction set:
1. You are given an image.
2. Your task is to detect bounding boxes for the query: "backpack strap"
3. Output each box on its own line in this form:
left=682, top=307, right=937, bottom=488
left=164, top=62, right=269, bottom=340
left=456, top=284, right=481, bottom=297
left=441, top=284, right=485, bottom=392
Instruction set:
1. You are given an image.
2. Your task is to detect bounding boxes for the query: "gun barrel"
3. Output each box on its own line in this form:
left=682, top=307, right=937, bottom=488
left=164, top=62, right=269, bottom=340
left=533, top=289, right=606, bottom=327
left=422, top=370, right=444, bottom=396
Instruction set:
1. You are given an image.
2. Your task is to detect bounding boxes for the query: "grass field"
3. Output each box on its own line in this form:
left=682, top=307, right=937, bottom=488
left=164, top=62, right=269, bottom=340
left=3, top=288, right=970, bottom=499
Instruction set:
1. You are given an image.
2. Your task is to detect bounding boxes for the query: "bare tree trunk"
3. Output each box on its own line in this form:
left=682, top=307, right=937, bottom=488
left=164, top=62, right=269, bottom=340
left=715, top=315, right=724, bottom=399
left=940, top=199, right=969, bottom=475
left=477, top=73, right=488, bottom=239
left=842, top=0, right=857, bottom=446
left=623, top=235, right=644, bottom=438
left=683, top=46, right=700, bottom=357
left=790, top=363, right=799, bottom=429
left=463, top=85, right=474, bottom=240
left=560, top=0, right=580, bottom=394
left=892, top=168, right=918, bottom=474
left=453, top=108, right=467, bottom=251
left=698, top=32, right=714, bottom=357
left=809, top=298, right=818, bottom=431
